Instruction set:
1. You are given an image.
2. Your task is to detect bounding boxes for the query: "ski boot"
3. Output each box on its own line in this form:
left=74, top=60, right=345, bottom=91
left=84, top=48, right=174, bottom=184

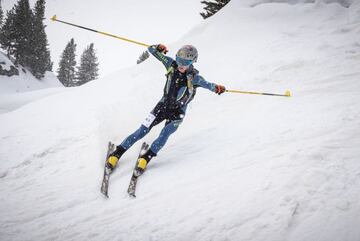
left=133, top=149, right=156, bottom=177
left=106, top=145, right=126, bottom=171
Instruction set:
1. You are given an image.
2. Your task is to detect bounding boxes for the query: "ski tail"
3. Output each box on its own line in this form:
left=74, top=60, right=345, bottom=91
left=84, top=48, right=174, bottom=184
left=127, top=142, right=149, bottom=198
left=100, top=142, right=115, bottom=198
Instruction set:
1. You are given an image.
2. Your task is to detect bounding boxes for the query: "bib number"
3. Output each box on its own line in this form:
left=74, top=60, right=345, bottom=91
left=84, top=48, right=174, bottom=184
left=142, top=113, right=156, bottom=128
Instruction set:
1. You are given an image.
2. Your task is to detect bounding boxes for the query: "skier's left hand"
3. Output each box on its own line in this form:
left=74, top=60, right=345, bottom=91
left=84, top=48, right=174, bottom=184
left=215, top=85, right=226, bottom=95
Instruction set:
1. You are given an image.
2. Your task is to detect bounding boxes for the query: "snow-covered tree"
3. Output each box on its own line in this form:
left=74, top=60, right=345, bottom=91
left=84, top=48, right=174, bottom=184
left=76, top=43, right=99, bottom=86
left=11, top=0, right=33, bottom=67
left=200, top=0, right=230, bottom=19
left=0, top=0, right=52, bottom=79
left=30, top=0, right=52, bottom=79
left=136, top=50, right=149, bottom=64
left=0, top=0, right=33, bottom=63
left=0, top=8, right=17, bottom=57
left=57, top=38, right=77, bottom=87
left=0, top=3, right=3, bottom=27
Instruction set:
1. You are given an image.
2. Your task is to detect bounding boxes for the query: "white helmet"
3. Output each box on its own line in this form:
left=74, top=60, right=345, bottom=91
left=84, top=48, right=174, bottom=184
left=176, top=45, right=198, bottom=66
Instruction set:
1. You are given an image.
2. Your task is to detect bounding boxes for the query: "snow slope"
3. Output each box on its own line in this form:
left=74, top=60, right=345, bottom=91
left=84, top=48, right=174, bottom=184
left=0, top=52, right=61, bottom=94
left=0, top=52, right=63, bottom=113
left=1, top=1, right=360, bottom=241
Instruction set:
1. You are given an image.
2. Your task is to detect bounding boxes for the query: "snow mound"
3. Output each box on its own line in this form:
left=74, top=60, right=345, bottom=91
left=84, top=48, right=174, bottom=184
left=0, top=52, right=62, bottom=94
left=0, top=52, right=63, bottom=113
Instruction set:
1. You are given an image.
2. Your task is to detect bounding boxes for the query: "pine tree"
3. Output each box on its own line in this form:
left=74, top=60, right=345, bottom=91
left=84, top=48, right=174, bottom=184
left=11, top=0, right=33, bottom=67
left=0, top=3, right=3, bottom=27
left=57, top=38, right=77, bottom=87
left=76, top=43, right=99, bottom=86
left=0, top=0, right=52, bottom=79
left=30, top=0, right=52, bottom=79
left=200, top=0, right=231, bottom=19
left=136, top=50, right=149, bottom=64
left=0, top=8, right=17, bottom=57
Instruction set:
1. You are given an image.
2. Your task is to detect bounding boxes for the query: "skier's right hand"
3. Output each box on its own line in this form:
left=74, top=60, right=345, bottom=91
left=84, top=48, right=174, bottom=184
left=156, top=44, right=168, bottom=54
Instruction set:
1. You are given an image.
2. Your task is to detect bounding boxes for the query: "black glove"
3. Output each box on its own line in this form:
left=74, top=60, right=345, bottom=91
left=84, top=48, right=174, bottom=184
left=156, top=44, right=168, bottom=54
left=215, top=85, right=226, bottom=95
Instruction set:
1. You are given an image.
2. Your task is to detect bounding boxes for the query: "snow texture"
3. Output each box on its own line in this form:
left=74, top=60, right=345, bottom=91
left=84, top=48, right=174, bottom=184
left=0, top=53, right=63, bottom=114
left=1, top=1, right=360, bottom=241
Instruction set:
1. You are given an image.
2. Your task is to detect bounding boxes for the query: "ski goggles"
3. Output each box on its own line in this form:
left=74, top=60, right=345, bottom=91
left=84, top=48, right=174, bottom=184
left=176, top=56, right=193, bottom=67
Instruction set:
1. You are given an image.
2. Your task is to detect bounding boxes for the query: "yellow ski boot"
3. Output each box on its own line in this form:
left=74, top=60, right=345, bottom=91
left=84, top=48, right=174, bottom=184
left=106, top=146, right=126, bottom=171
left=133, top=148, right=157, bottom=177
left=134, top=158, right=148, bottom=177
left=106, top=155, right=119, bottom=170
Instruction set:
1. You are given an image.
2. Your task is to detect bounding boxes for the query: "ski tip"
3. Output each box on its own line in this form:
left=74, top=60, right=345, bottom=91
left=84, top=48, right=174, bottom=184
left=128, top=189, right=136, bottom=198
left=101, top=191, right=109, bottom=199
left=129, top=193, right=136, bottom=198
left=102, top=194, right=109, bottom=199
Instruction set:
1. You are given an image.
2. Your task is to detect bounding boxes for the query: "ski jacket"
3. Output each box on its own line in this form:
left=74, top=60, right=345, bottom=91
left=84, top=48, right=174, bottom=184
left=148, top=45, right=217, bottom=113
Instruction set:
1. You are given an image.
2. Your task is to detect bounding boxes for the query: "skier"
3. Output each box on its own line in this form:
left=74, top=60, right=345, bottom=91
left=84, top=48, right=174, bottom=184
left=106, top=44, right=226, bottom=176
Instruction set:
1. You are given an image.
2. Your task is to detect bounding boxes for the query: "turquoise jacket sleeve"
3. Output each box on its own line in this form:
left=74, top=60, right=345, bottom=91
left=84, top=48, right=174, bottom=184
left=148, top=45, right=174, bottom=69
left=193, top=74, right=217, bottom=93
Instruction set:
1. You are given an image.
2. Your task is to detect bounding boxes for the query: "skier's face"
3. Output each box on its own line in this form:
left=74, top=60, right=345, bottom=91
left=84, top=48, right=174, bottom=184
left=177, top=65, right=188, bottom=73
left=176, top=55, right=193, bottom=73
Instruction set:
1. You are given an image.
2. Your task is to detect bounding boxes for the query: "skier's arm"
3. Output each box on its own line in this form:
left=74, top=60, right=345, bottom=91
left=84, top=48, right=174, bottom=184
left=193, top=75, right=226, bottom=95
left=148, top=44, right=173, bottom=69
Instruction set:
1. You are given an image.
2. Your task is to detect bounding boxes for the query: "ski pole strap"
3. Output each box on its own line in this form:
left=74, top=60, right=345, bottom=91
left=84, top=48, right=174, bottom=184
left=226, top=89, right=291, bottom=97
left=50, top=15, right=150, bottom=48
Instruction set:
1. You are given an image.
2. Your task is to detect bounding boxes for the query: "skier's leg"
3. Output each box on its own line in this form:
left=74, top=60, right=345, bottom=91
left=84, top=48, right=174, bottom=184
left=149, top=119, right=182, bottom=155
left=107, top=109, right=165, bottom=170
left=120, top=125, right=150, bottom=150
left=106, top=125, right=149, bottom=169
left=120, top=108, right=166, bottom=151
left=133, top=120, right=182, bottom=176
left=133, top=105, right=185, bottom=176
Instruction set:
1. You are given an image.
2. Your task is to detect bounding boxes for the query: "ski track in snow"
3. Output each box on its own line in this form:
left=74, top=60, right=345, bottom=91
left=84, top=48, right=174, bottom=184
left=1, top=1, right=360, bottom=241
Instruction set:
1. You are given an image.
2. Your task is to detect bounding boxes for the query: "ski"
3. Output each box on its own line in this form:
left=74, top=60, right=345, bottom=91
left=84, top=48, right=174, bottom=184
left=127, top=142, right=149, bottom=198
left=100, top=142, right=115, bottom=198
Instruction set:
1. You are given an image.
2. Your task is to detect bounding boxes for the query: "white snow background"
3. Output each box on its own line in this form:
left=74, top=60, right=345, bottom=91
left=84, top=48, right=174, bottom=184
left=1, top=1, right=360, bottom=241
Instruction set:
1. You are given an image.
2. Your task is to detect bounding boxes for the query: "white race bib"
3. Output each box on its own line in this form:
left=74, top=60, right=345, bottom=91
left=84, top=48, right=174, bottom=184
left=142, top=113, right=156, bottom=128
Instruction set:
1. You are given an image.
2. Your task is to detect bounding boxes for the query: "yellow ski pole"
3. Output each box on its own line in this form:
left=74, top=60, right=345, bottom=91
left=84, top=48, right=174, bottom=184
left=50, top=15, right=150, bottom=48
left=226, top=89, right=291, bottom=97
